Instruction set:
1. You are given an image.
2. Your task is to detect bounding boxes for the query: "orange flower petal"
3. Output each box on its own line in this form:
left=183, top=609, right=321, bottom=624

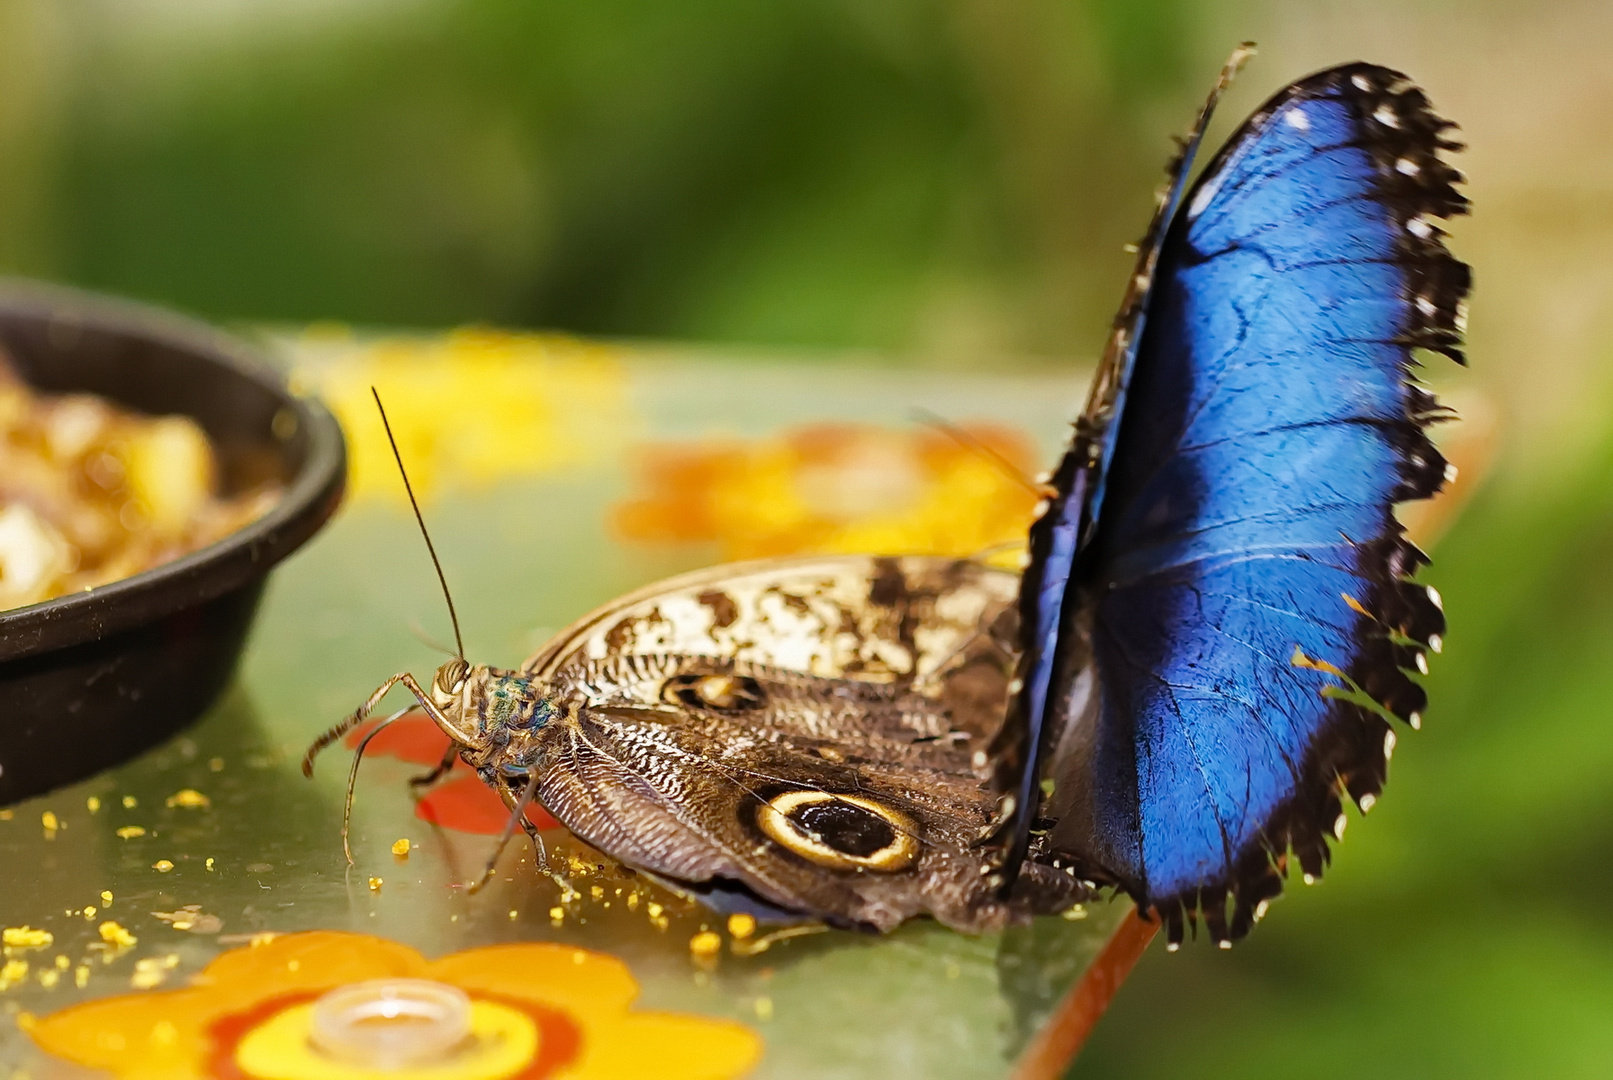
left=199, top=931, right=426, bottom=996
left=426, top=943, right=640, bottom=1016
left=30, top=993, right=212, bottom=1080
left=573, top=1012, right=764, bottom=1080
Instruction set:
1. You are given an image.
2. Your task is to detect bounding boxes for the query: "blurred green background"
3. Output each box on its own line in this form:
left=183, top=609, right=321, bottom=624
left=1, top=0, right=1609, bottom=1076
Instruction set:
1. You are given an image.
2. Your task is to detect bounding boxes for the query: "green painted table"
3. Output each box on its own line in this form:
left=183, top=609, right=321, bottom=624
left=1, top=330, right=1147, bottom=1079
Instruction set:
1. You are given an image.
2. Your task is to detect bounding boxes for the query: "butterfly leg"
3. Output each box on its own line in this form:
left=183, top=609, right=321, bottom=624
left=408, top=744, right=458, bottom=791
left=519, top=813, right=549, bottom=871
left=467, top=772, right=541, bottom=893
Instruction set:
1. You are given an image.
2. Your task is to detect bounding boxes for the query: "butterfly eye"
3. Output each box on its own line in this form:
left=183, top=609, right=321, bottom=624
left=755, top=791, right=919, bottom=873
left=662, top=673, right=766, bottom=712
left=434, top=658, right=469, bottom=696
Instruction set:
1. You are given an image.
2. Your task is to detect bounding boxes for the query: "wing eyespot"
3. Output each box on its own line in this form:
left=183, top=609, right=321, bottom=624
left=755, top=791, right=920, bottom=873
left=661, top=673, right=766, bottom=713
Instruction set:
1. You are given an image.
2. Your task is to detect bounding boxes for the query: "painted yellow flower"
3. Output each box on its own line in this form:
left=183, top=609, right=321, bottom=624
left=292, top=327, right=630, bottom=503
left=26, top=931, right=760, bottom=1080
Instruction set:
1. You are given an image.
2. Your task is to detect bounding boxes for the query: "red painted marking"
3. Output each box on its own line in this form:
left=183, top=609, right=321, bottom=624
left=345, top=711, right=561, bottom=834
left=416, top=774, right=559, bottom=834
left=344, top=710, right=452, bottom=768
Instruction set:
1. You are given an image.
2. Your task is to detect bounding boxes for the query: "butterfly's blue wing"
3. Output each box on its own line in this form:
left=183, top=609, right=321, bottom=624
left=989, top=47, right=1258, bottom=883
left=1022, top=64, right=1468, bottom=944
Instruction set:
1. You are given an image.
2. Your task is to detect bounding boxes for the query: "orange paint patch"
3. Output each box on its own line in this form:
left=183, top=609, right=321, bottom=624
left=612, top=421, right=1041, bottom=561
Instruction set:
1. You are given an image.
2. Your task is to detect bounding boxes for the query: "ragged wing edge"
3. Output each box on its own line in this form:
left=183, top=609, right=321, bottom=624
left=1141, top=62, right=1470, bottom=948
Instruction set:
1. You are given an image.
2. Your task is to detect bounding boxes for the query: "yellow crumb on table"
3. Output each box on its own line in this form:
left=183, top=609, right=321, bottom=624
left=164, top=789, right=210, bottom=810
left=115, top=826, right=146, bottom=840
left=367, top=877, right=383, bottom=892
left=205, top=857, right=215, bottom=871
left=2, top=927, right=52, bottom=949
left=86, top=796, right=101, bottom=813
left=131, top=954, right=179, bottom=990
left=41, top=811, right=59, bottom=836
left=73, top=965, right=89, bottom=989
left=391, top=838, right=411, bottom=857
left=152, top=860, right=175, bottom=873
left=727, top=913, right=757, bottom=940
left=1, top=959, right=29, bottom=989
left=98, top=922, right=136, bottom=948
left=689, top=931, right=722, bottom=960
left=121, top=796, right=137, bottom=809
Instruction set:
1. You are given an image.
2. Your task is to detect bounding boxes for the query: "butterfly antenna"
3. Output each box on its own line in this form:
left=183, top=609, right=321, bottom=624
left=372, top=387, right=465, bottom=659
left=408, top=620, right=457, bottom=657
left=909, top=407, right=1049, bottom=497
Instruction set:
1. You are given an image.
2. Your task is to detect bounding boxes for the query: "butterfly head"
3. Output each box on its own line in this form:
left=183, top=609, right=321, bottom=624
left=429, top=656, right=471, bottom=711
left=424, top=660, right=559, bottom=763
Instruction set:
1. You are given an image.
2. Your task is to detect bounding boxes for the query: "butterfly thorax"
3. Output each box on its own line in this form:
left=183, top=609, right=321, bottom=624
left=427, top=659, right=558, bottom=768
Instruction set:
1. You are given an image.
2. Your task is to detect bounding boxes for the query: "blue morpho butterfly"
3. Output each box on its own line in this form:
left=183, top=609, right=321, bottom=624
left=308, top=51, right=1467, bottom=942
left=988, top=48, right=1470, bottom=947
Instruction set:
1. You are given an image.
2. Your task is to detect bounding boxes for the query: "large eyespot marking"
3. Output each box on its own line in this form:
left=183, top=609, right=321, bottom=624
left=662, top=673, right=766, bottom=713
left=756, top=791, right=919, bottom=873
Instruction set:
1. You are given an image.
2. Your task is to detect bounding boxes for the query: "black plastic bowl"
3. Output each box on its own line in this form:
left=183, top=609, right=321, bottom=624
left=0, top=284, right=345, bottom=805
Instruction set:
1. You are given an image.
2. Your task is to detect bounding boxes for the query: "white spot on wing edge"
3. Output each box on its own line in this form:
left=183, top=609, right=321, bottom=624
left=1186, top=167, right=1226, bottom=221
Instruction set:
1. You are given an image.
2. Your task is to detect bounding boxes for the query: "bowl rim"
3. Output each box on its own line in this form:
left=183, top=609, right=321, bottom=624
left=0, top=281, right=346, bottom=661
